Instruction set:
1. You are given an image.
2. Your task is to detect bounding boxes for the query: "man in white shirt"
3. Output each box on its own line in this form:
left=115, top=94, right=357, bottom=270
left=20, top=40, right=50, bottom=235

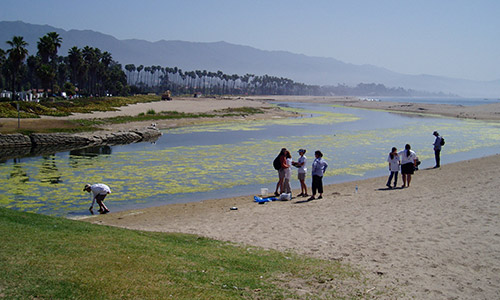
left=84, top=183, right=111, bottom=214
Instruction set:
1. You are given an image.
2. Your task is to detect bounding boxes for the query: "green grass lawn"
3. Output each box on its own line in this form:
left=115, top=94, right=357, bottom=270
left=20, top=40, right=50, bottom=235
left=0, top=207, right=387, bottom=299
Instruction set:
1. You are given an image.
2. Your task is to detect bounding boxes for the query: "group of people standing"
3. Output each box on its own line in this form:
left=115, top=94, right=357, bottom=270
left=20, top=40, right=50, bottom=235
left=386, top=131, right=444, bottom=189
left=274, top=148, right=328, bottom=200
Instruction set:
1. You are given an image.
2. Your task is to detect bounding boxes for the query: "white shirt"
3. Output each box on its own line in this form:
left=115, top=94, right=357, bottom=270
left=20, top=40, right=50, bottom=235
left=399, top=150, right=417, bottom=165
left=90, top=183, right=111, bottom=196
left=297, top=155, right=307, bottom=174
left=89, top=183, right=111, bottom=208
left=285, top=158, right=292, bottom=179
left=387, top=153, right=400, bottom=172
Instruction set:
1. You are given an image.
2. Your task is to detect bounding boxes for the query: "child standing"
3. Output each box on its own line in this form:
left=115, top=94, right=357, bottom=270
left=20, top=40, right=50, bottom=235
left=293, top=149, right=308, bottom=197
left=386, top=147, right=400, bottom=189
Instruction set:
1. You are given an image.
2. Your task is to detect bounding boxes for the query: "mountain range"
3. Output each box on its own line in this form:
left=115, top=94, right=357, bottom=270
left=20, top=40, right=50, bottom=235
left=1, top=21, right=499, bottom=97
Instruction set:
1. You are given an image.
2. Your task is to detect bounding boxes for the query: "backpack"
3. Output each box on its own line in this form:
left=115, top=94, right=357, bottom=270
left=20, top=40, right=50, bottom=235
left=440, top=137, right=445, bottom=146
left=273, top=155, right=281, bottom=170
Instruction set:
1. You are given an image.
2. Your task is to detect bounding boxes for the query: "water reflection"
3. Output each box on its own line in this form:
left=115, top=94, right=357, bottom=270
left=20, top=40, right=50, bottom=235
left=0, top=102, right=499, bottom=217
left=39, top=156, right=62, bottom=184
left=70, top=146, right=112, bottom=157
left=9, top=159, right=29, bottom=183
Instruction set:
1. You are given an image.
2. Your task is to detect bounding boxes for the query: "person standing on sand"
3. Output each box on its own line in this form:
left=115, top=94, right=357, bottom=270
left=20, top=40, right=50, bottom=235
left=274, top=148, right=287, bottom=196
left=283, top=150, right=293, bottom=196
left=84, top=183, right=111, bottom=214
left=293, top=149, right=308, bottom=197
left=433, top=131, right=443, bottom=168
left=399, top=144, right=417, bottom=188
left=386, top=147, right=400, bottom=188
left=308, top=150, right=328, bottom=200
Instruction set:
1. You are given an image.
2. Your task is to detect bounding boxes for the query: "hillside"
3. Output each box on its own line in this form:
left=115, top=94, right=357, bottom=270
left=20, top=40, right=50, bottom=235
left=1, top=21, right=499, bottom=97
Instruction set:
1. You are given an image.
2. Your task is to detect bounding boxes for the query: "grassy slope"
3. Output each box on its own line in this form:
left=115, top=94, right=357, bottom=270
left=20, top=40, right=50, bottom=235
left=0, top=207, right=383, bottom=299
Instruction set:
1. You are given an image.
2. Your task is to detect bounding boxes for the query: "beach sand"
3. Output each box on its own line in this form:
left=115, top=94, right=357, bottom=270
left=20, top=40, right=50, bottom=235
left=88, top=156, right=500, bottom=299
left=75, top=96, right=500, bottom=299
left=38, top=96, right=299, bottom=132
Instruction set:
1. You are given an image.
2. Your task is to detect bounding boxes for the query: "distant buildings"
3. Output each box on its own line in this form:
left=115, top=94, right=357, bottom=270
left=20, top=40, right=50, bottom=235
left=1, top=89, right=74, bottom=101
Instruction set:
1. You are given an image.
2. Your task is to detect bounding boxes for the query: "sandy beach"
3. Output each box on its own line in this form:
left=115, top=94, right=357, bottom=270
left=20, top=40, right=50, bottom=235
left=74, top=95, right=500, bottom=299
left=38, top=96, right=299, bottom=132
left=89, top=155, right=500, bottom=299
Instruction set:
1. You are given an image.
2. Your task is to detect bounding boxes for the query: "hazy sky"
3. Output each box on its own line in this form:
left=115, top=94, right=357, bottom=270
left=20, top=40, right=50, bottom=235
left=1, top=0, right=499, bottom=81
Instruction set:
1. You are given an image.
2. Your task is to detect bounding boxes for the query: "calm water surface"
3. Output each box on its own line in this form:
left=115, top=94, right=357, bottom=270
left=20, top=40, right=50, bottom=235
left=376, top=97, right=500, bottom=106
left=1, top=101, right=500, bottom=217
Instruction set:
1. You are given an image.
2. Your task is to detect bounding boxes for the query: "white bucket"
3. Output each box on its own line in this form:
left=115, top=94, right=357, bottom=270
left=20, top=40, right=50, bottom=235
left=279, top=193, right=291, bottom=201
left=260, top=188, right=268, bottom=197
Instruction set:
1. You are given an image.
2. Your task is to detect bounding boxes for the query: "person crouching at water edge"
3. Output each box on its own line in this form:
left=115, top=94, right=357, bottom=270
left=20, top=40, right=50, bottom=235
left=399, top=144, right=417, bottom=188
left=308, top=150, right=328, bottom=200
left=84, top=183, right=111, bottom=214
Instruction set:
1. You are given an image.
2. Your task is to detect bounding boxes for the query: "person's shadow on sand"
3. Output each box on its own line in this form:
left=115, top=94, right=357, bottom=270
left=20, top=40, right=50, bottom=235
left=294, top=198, right=313, bottom=204
left=378, top=186, right=404, bottom=191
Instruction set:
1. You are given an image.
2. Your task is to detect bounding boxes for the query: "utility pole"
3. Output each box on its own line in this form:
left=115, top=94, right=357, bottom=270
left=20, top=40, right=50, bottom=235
left=17, top=100, right=20, bottom=129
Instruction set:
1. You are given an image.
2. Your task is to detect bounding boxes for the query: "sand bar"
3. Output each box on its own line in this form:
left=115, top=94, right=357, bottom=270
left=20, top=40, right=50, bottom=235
left=244, top=95, right=500, bottom=122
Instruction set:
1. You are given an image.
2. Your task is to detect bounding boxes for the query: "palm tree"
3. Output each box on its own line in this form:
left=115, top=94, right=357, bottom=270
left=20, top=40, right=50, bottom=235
left=68, top=46, right=83, bottom=90
left=37, top=32, right=62, bottom=95
left=101, top=51, right=112, bottom=68
left=124, top=64, right=136, bottom=85
left=46, top=32, right=62, bottom=66
left=37, top=35, right=52, bottom=65
left=136, top=65, right=143, bottom=86
left=0, top=48, right=6, bottom=90
left=82, top=46, right=100, bottom=95
left=36, top=64, right=55, bottom=94
left=144, top=66, right=151, bottom=87
left=6, top=36, right=29, bottom=100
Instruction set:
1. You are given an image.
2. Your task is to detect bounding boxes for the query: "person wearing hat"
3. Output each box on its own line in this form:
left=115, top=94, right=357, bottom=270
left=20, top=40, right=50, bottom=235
left=84, top=183, right=111, bottom=214
left=432, top=131, right=443, bottom=168
left=292, top=149, right=308, bottom=197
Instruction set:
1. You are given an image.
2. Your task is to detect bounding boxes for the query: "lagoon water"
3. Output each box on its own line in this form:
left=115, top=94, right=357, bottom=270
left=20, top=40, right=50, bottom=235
left=1, top=101, right=500, bottom=217
left=377, top=97, right=500, bottom=106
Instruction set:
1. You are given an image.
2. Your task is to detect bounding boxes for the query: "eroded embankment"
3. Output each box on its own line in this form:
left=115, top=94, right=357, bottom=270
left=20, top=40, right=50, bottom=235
left=0, top=127, right=161, bottom=160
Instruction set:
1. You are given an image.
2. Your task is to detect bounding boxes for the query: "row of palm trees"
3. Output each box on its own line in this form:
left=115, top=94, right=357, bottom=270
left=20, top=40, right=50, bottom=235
left=123, top=64, right=435, bottom=97
left=0, top=30, right=318, bottom=100
left=1, top=33, right=425, bottom=100
left=0, top=33, right=128, bottom=100
left=124, top=64, right=321, bottom=96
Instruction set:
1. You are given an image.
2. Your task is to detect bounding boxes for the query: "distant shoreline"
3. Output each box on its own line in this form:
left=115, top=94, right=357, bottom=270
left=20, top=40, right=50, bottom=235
left=243, top=95, right=500, bottom=122
left=2, top=96, right=498, bottom=135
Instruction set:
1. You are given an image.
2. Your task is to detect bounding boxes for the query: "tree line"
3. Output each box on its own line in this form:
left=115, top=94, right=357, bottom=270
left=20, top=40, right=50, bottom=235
left=0, top=33, right=128, bottom=100
left=124, top=65, right=320, bottom=96
left=123, top=64, right=446, bottom=97
left=1, top=33, right=445, bottom=100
